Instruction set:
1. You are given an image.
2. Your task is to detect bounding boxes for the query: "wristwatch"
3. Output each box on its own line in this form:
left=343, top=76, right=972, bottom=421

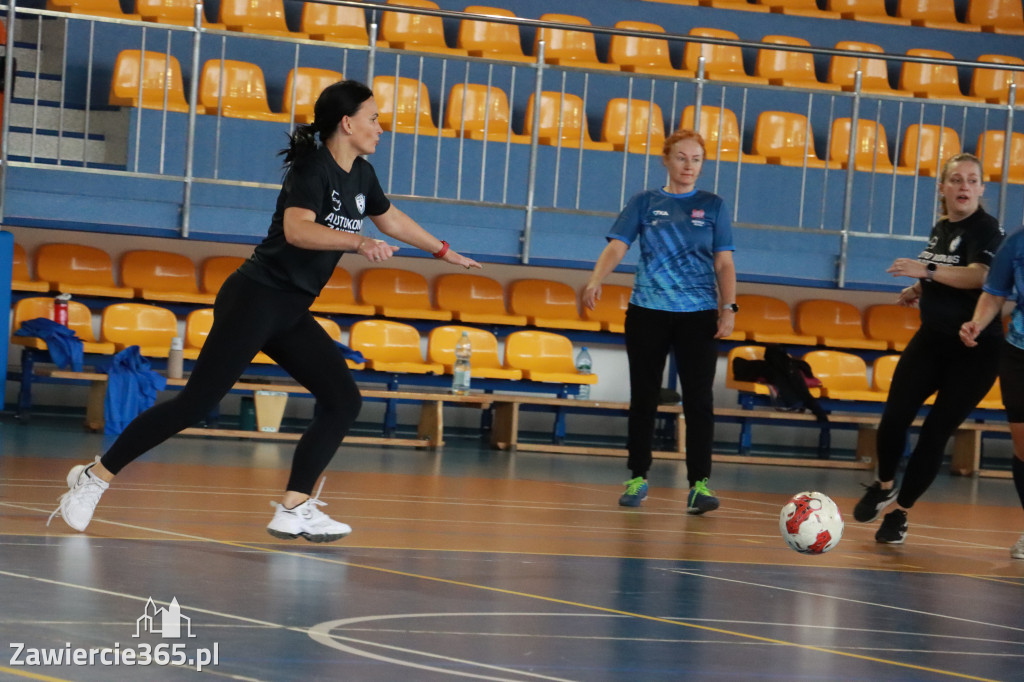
left=925, top=262, right=937, bottom=281
left=722, top=303, right=739, bottom=313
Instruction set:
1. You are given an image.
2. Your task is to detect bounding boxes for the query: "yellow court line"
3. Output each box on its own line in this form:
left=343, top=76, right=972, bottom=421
left=0, top=502, right=1009, bottom=682
left=0, top=666, right=72, bottom=682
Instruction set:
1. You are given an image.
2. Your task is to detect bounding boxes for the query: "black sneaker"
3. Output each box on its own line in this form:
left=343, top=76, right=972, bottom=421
left=853, top=482, right=899, bottom=523
left=875, top=509, right=908, bottom=544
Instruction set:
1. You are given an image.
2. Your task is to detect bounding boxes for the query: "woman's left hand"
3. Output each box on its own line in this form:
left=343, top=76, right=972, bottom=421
left=441, top=249, right=482, bottom=270
left=714, top=312, right=735, bottom=339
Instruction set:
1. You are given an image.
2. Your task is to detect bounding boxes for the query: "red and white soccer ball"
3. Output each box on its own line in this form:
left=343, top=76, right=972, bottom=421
left=779, top=491, right=844, bottom=554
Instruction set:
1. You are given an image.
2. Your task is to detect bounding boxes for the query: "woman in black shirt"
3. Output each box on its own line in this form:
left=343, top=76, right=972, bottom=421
left=853, top=153, right=1004, bottom=544
left=49, top=80, right=480, bottom=541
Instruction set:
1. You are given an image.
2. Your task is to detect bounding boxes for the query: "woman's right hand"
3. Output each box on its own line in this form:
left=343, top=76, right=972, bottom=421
left=896, top=285, right=920, bottom=307
left=581, top=283, right=601, bottom=310
left=358, top=237, right=400, bottom=263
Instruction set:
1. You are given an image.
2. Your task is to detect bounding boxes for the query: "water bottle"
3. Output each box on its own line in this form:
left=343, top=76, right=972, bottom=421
left=575, top=346, right=593, bottom=400
left=452, top=331, right=472, bottom=395
left=167, top=336, right=184, bottom=379
left=53, top=293, right=71, bottom=326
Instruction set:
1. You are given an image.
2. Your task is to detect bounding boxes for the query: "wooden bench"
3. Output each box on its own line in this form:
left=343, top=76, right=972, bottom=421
left=38, top=369, right=686, bottom=459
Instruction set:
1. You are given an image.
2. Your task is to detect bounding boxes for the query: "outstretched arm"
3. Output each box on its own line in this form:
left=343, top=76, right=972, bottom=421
left=370, top=205, right=481, bottom=269
left=283, top=206, right=398, bottom=262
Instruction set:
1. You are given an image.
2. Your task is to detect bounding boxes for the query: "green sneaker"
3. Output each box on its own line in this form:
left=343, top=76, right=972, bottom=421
left=687, top=478, right=719, bottom=515
left=618, top=477, right=648, bottom=507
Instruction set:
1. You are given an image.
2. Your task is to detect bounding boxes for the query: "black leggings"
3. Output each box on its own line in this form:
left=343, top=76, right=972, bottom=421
left=624, top=304, right=719, bottom=485
left=877, top=326, right=1000, bottom=508
left=100, top=271, right=362, bottom=494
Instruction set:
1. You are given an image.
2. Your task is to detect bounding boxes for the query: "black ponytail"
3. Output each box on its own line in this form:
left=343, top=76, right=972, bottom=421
left=279, top=79, right=374, bottom=169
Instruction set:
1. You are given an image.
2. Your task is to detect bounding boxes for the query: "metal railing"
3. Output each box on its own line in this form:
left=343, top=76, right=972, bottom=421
left=0, top=0, right=1021, bottom=284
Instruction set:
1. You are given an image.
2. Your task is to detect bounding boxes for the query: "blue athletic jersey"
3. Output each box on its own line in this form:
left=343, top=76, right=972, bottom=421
left=607, top=188, right=734, bottom=312
left=983, top=225, right=1024, bottom=350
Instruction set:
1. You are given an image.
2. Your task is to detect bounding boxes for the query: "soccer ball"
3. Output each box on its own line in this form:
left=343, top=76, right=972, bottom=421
left=779, top=491, right=844, bottom=554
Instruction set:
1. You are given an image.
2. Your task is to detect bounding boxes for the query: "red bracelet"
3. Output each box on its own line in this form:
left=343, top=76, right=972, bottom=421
left=433, top=240, right=449, bottom=259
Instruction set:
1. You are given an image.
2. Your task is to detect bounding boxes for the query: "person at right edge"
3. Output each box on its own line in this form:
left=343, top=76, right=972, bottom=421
left=582, top=129, right=737, bottom=514
left=959, top=226, right=1024, bottom=559
left=854, top=153, right=1004, bottom=544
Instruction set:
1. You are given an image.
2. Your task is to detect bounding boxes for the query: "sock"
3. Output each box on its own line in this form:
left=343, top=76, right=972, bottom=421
left=1013, top=457, right=1024, bottom=511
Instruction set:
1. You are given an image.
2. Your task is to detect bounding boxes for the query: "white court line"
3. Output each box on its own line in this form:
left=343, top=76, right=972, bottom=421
left=664, top=568, right=1024, bottom=634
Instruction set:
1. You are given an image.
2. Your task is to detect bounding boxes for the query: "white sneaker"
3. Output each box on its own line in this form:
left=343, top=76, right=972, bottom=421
left=266, top=479, right=351, bottom=543
left=1012, top=534, right=1024, bottom=559
left=47, top=457, right=108, bottom=532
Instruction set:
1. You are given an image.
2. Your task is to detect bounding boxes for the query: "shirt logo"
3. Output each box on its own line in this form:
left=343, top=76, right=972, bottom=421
left=949, top=236, right=962, bottom=253
left=691, top=209, right=705, bottom=219
left=355, top=193, right=366, bottom=214
left=331, top=190, right=342, bottom=212
left=652, top=210, right=669, bottom=216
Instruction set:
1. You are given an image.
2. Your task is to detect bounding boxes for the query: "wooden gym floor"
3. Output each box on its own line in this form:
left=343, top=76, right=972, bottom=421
left=0, top=414, right=1022, bottom=681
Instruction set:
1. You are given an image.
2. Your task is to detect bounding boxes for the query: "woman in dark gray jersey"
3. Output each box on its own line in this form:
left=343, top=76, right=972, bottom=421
left=48, top=80, right=480, bottom=542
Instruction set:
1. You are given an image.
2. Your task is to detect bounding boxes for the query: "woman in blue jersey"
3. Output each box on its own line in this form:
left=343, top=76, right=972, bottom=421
left=48, top=80, right=480, bottom=541
left=961, top=228, right=1024, bottom=559
left=582, top=129, right=737, bottom=513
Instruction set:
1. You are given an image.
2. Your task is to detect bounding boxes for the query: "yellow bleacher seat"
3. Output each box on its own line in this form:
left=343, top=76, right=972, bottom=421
left=680, top=106, right=767, bottom=164
left=198, top=60, right=291, bottom=123
left=508, top=279, right=601, bottom=331
left=282, top=68, right=344, bottom=125
left=523, top=92, right=614, bottom=151
left=682, top=28, right=770, bottom=86
left=100, top=302, right=179, bottom=356
left=827, top=41, right=899, bottom=95
left=756, top=35, right=842, bottom=91
left=445, top=84, right=530, bottom=143
left=828, top=0, right=912, bottom=23
left=380, top=0, right=468, bottom=56
left=12, top=243, right=50, bottom=293
left=829, top=118, right=914, bottom=175
left=200, top=256, right=244, bottom=297
left=752, top=111, right=838, bottom=169
left=136, top=0, right=224, bottom=28
left=120, top=250, right=213, bottom=305
left=434, top=273, right=527, bottom=326
left=897, top=0, right=981, bottom=29
left=977, top=130, right=1024, bottom=183
left=754, top=0, right=841, bottom=18
left=504, top=330, right=599, bottom=385
left=458, top=6, right=532, bottom=63
left=34, top=243, right=134, bottom=299
left=310, top=267, right=376, bottom=316
left=11, top=297, right=116, bottom=355
left=219, top=0, right=307, bottom=38
left=301, top=1, right=382, bottom=46
left=796, top=299, right=889, bottom=350
left=971, top=54, right=1024, bottom=104
left=360, top=268, right=452, bottom=321
left=608, top=21, right=695, bottom=78
left=348, top=319, right=443, bottom=374
left=967, top=0, right=1024, bottom=33
left=865, top=304, right=920, bottom=351
left=899, top=49, right=984, bottom=102
left=47, top=0, right=141, bottom=19
left=109, top=50, right=201, bottom=114
left=427, top=325, right=523, bottom=380
left=372, top=76, right=457, bottom=138
left=601, top=98, right=666, bottom=155
left=803, top=350, right=884, bottom=401
left=898, top=124, right=962, bottom=177
left=534, top=14, right=620, bottom=71
left=733, top=294, right=818, bottom=345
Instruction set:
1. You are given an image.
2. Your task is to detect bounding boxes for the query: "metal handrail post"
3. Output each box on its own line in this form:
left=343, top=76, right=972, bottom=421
left=999, top=83, right=1016, bottom=230
left=837, top=67, right=863, bottom=288
left=0, top=0, right=16, bottom=221
left=521, top=41, right=544, bottom=265
left=180, top=2, right=203, bottom=237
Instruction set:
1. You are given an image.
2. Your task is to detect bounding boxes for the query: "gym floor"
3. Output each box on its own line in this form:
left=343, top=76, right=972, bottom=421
left=1, top=414, right=1022, bottom=681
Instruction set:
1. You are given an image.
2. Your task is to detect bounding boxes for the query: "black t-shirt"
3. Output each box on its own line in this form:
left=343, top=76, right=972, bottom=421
left=917, top=207, right=1004, bottom=338
left=238, top=147, right=391, bottom=296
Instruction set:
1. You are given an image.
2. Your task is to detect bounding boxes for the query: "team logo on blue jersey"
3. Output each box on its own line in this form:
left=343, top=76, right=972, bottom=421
left=691, top=209, right=705, bottom=219
left=355, top=193, right=366, bottom=214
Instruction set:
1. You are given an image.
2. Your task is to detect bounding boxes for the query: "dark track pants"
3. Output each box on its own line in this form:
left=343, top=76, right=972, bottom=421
left=624, top=304, right=719, bottom=485
left=100, top=271, right=362, bottom=494
left=877, top=326, right=1000, bottom=508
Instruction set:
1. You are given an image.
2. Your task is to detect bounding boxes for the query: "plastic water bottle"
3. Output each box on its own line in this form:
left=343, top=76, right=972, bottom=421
left=167, top=336, right=184, bottom=379
left=452, top=331, right=472, bottom=395
left=575, top=346, right=593, bottom=400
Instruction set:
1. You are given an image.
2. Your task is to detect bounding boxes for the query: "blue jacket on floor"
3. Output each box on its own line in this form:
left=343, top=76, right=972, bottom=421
left=15, top=317, right=84, bottom=372
left=100, top=346, right=167, bottom=436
